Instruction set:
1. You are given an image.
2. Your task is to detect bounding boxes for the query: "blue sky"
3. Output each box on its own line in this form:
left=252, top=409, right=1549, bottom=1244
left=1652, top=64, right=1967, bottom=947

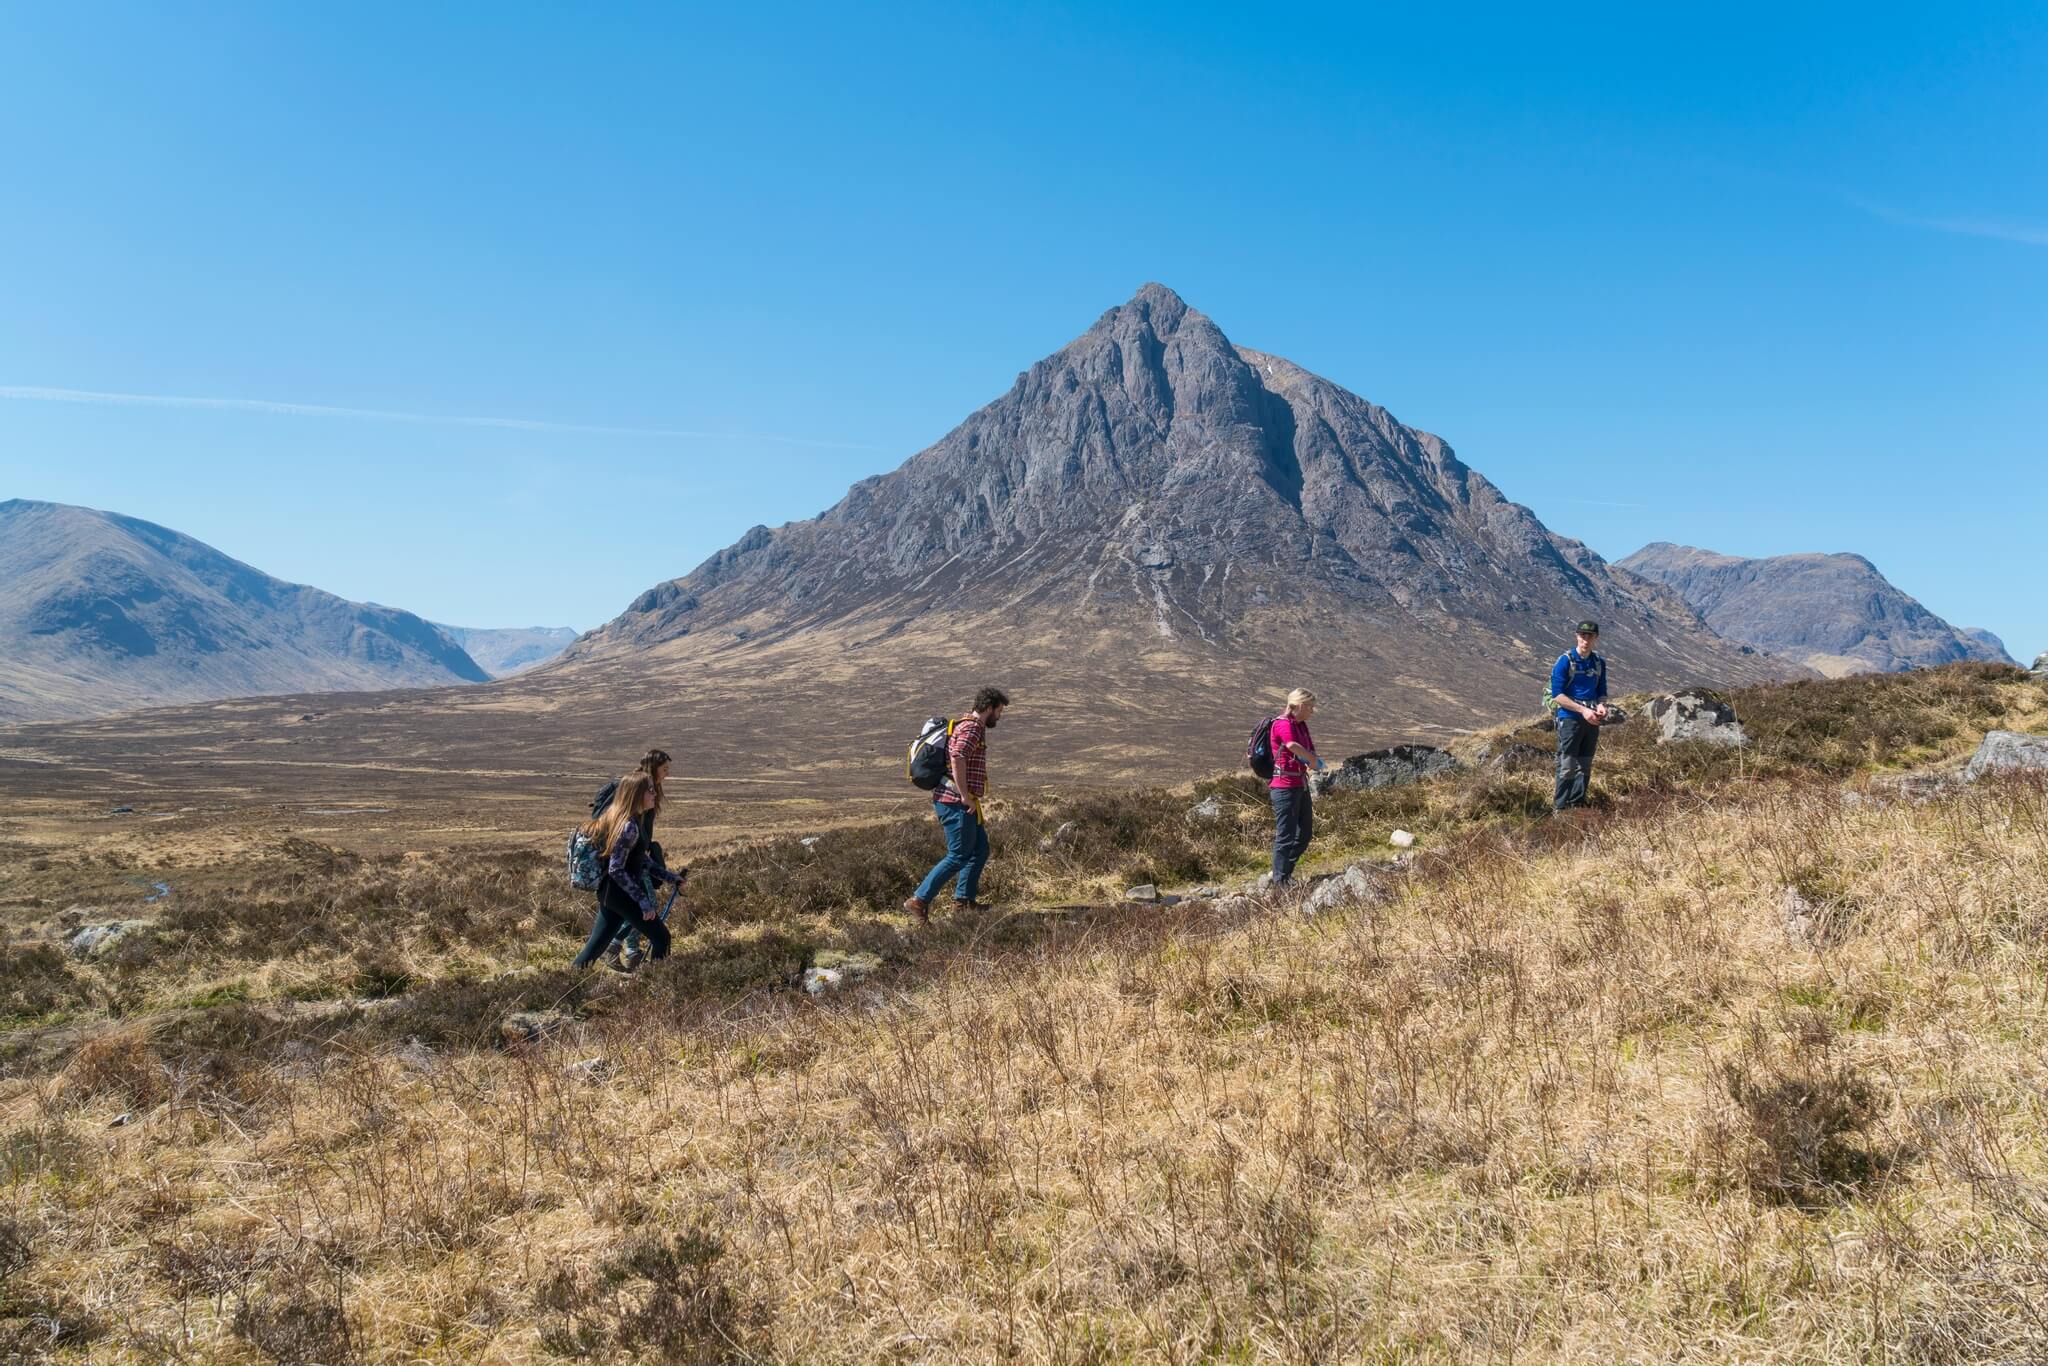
left=1, top=2, right=2042, bottom=657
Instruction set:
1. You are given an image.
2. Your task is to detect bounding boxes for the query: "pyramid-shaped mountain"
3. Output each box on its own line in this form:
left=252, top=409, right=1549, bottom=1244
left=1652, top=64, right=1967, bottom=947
left=561, top=286, right=1777, bottom=758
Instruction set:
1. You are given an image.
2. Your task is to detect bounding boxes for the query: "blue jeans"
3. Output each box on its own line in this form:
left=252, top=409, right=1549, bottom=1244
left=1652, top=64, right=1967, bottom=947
left=1554, top=713, right=1600, bottom=810
left=915, top=800, right=990, bottom=903
left=1271, top=786, right=1313, bottom=883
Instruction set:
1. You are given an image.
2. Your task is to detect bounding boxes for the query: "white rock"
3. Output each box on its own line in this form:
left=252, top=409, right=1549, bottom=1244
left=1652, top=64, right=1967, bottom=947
left=802, top=967, right=845, bottom=995
left=800, top=836, right=821, bottom=849
left=562, top=1057, right=612, bottom=1082
left=1965, top=730, right=2048, bottom=781
left=1302, top=864, right=1382, bottom=917
left=1125, top=884, right=1161, bottom=902
left=1389, top=830, right=1416, bottom=849
left=1186, top=797, right=1227, bottom=821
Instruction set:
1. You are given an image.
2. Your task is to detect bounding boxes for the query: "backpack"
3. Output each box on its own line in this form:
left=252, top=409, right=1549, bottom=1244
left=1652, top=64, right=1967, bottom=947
left=906, top=716, right=955, bottom=790
left=566, top=828, right=605, bottom=890
left=1546, top=652, right=1606, bottom=713
left=1246, top=715, right=1280, bottom=780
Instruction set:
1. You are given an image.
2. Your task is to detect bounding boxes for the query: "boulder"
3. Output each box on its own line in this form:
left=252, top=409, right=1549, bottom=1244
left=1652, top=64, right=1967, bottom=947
left=1781, top=886, right=1818, bottom=947
left=1312, top=745, right=1460, bottom=795
left=1186, top=796, right=1227, bottom=822
left=1389, top=830, right=1416, bottom=849
left=2033, top=651, right=2047, bottom=675
left=66, top=920, right=153, bottom=961
left=1645, top=690, right=1747, bottom=747
left=1301, top=863, right=1384, bottom=916
left=1965, top=731, right=2048, bottom=781
left=1125, top=884, right=1161, bottom=902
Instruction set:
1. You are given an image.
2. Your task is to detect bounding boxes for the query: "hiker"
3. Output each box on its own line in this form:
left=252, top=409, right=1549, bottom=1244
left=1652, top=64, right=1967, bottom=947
left=904, top=686, right=1009, bottom=925
left=589, top=749, right=684, bottom=970
left=571, top=772, right=682, bottom=970
left=1550, top=620, right=1611, bottom=812
left=1269, top=688, right=1326, bottom=885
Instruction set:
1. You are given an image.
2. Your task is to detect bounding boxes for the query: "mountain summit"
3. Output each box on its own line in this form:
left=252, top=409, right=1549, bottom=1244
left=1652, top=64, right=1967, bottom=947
left=583, top=284, right=1694, bottom=654
left=562, top=285, right=1776, bottom=763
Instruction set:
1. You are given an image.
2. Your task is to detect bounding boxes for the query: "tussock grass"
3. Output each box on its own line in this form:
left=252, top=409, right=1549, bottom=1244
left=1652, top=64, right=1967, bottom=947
left=2, top=663, right=2046, bottom=1358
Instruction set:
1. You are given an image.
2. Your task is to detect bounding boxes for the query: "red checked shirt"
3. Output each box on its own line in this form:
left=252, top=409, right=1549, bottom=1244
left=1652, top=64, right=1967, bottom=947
left=936, top=713, right=988, bottom=806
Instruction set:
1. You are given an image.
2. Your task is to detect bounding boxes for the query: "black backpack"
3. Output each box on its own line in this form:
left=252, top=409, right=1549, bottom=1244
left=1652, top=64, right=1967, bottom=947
left=1246, top=715, right=1280, bottom=780
left=906, top=716, right=955, bottom=790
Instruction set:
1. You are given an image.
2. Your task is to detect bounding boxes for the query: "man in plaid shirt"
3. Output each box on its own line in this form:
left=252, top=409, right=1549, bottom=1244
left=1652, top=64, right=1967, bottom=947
left=905, top=685, right=1009, bottom=924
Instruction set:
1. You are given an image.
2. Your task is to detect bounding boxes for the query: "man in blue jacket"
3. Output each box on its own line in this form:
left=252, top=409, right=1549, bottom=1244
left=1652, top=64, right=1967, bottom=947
left=1550, top=620, right=1610, bottom=812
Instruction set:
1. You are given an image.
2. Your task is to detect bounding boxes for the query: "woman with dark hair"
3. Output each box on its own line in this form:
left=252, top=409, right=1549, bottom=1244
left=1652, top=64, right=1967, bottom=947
left=572, top=772, right=681, bottom=970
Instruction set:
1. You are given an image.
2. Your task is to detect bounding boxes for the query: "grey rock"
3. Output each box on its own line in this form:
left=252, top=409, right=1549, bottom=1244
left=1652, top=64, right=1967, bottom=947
left=1477, top=740, right=1548, bottom=773
left=800, top=836, right=821, bottom=848
left=2033, top=651, right=2047, bottom=675
left=1125, top=884, right=1161, bottom=902
left=1312, top=745, right=1460, bottom=795
left=392, top=1038, right=437, bottom=1072
left=1965, top=730, right=2048, bottom=781
left=562, top=1057, right=612, bottom=1083
left=1389, top=829, right=1416, bottom=849
left=1038, top=820, right=1079, bottom=853
left=1186, top=796, right=1227, bottom=821
left=108, top=1112, right=133, bottom=1128
left=66, top=919, right=153, bottom=961
left=499, top=1010, right=569, bottom=1046
left=1645, top=690, right=1747, bottom=747
left=1781, top=886, right=1818, bottom=947
left=803, top=951, right=881, bottom=995
left=1301, top=863, right=1384, bottom=917
left=1618, top=542, right=2015, bottom=676
left=1187, top=884, right=1224, bottom=900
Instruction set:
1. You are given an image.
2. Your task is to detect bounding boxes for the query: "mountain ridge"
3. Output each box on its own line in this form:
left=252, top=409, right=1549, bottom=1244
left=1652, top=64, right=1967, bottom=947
left=1616, top=541, right=2013, bottom=677
left=0, top=498, right=489, bottom=721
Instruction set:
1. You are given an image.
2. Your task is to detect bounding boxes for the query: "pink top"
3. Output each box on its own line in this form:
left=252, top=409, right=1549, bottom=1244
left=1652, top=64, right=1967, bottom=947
left=1270, top=715, right=1313, bottom=789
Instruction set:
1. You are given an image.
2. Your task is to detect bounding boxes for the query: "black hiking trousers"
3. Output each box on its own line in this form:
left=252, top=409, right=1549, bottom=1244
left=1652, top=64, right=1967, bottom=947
left=1554, top=713, right=1600, bottom=811
left=573, top=886, right=671, bottom=969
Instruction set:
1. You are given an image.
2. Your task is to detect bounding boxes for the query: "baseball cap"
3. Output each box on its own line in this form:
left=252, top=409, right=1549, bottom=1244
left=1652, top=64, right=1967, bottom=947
left=1576, top=620, right=1600, bottom=635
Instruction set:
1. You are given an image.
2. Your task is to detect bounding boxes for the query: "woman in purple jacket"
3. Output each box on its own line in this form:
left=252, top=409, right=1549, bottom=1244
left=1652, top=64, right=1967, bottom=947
left=571, top=773, right=681, bottom=970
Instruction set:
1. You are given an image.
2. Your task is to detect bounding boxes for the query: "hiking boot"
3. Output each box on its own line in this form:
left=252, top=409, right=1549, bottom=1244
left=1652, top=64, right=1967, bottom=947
left=600, top=941, right=624, bottom=970
left=618, top=947, right=644, bottom=973
left=903, top=896, right=931, bottom=925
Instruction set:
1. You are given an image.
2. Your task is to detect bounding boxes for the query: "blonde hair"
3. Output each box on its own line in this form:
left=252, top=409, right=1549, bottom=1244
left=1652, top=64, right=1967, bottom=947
left=1286, top=688, right=1315, bottom=715
left=582, top=772, right=656, bottom=857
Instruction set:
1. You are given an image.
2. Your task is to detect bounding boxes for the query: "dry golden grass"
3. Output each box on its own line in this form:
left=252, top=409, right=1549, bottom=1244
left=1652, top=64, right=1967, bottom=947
left=2, top=665, right=2046, bottom=1360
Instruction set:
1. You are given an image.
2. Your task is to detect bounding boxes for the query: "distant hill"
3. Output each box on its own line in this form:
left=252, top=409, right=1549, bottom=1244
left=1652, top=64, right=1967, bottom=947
left=432, top=624, right=579, bottom=678
left=0, top=499, right=488, bottom=722
left=1616, top=542, right=2014, bottom=677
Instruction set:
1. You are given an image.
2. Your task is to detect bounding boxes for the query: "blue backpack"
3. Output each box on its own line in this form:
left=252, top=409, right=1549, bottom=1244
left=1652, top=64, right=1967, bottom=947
left=566, top=829, right=605, bottom=890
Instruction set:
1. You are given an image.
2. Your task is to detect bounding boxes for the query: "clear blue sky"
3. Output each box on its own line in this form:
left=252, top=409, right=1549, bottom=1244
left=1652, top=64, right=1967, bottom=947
left=2, top=3, right=2042, bottom=657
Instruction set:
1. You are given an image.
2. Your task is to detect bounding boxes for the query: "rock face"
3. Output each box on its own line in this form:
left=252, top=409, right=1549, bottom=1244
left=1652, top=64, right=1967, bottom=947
left=1617, top=542, right=2013, bottom=678
left=1645, top=690, right=1747, bottom=747
left=0, top=500, right=489, bottom=722
left=431, top=624, right=579, bottom=678
left=1965, top=731, right=2048, bottom=781
left=2033, top=652, right=2047, bottom=675
left=1311, top=745, right=1461, bottom=795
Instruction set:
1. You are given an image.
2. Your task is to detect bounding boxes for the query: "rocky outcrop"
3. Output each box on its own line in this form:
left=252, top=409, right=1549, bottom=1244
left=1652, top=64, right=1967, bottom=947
left=2033, top=651, right=2047, bottom=675
left=1618, top=542, right=2011, bottom=678
left=1312, top=745, right=1460, bottom=795
left=1965, top=731, right=2048, bottom=781
left=1645, top=690, right=1747, bottom=747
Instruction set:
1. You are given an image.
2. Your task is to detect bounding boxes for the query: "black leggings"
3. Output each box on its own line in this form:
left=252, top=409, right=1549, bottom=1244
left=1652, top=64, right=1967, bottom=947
left=572, top=891, right=671, bottom=968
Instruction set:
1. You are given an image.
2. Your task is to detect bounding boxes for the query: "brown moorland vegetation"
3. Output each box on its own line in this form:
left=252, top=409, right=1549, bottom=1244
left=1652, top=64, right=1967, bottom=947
left=1, top=663, right=2044, bottom=1360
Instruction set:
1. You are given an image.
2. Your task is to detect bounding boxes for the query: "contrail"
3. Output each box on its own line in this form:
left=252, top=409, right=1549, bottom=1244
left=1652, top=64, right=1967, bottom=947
left=1848, top=198, right=2048, bottom=248
left=0, top=385, right=887, bottom=451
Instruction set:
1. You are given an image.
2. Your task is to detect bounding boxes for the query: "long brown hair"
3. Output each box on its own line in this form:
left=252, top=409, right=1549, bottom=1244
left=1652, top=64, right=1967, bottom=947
left=583, top=772, right=656, bottom=857
left=639, top=748, right=670, bottom=814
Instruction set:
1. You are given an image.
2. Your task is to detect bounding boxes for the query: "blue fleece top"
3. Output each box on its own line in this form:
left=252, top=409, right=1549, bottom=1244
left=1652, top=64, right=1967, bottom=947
left=1550, top=649, right=1608, bottom=712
